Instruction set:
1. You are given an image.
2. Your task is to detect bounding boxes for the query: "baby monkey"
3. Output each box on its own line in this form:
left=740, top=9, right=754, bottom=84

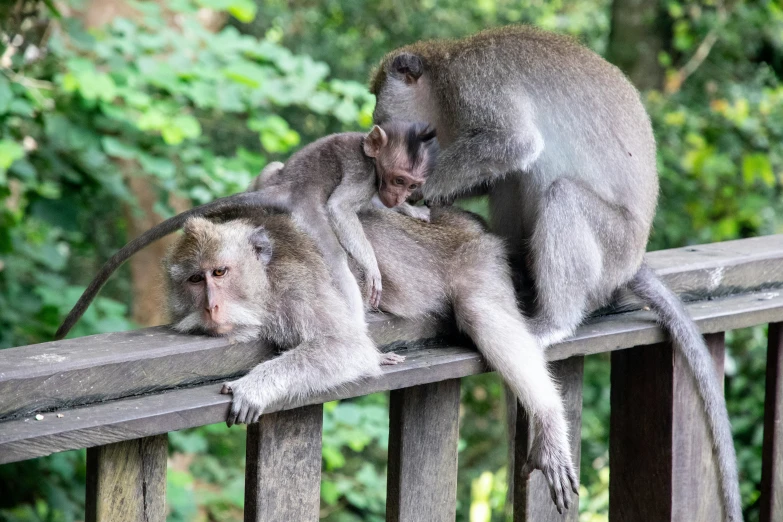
left=248, top=122, right=437, bottom=326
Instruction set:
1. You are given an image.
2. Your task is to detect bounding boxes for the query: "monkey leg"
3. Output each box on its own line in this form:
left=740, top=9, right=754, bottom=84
left=422, top=124, right=543, bottom=202
left=221, top=335, right=382, bottom=426
left=292, top=206, right=367, bottom=328
left=449, top=237, right=578, bottom=512
left=529, top=178, right=644, bottom=347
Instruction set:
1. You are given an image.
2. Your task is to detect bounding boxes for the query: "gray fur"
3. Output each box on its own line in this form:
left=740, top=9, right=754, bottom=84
left=164, top=207, right=577, bottom=512
left=371, top=26, right=740, bottom=519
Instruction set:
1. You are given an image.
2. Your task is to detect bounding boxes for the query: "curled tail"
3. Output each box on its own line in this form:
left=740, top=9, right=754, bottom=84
left=629, top=263, right=742, bottom=522
left=54, top=190, right=290, bottom=341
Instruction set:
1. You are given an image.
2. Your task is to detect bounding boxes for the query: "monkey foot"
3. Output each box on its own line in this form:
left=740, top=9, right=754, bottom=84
left=380, top=352, right=406, bottom=365
left=521, top=435, right=579, bottom=513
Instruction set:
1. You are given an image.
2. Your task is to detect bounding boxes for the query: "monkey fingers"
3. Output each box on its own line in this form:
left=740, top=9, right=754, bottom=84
left=367, top=273, right=382, bottom=309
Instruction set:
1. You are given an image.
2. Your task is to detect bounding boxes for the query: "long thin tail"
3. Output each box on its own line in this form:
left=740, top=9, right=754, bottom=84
left=629, top=263, right=742, bottom=522
left=54, top=190, right=290, bottom=341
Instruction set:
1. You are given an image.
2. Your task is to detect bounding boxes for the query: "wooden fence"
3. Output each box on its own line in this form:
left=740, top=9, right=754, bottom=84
left=1, top=235, right=783, bottom=521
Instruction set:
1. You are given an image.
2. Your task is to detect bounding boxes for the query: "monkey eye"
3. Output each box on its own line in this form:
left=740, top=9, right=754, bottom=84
left=188, top=274, right=204, bottom=284
left=394, top=177, right=405, bottom=186
left=213, top=267, right=228, bottom=277
left=408, top=184, right=419, bottom=191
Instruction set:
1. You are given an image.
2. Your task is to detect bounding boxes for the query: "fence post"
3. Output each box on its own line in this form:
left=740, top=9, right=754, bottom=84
left=85, top=434, right=167, bottom=522
left=761, top=322, right=783, bottom=522
left=244, top=404, right=324, bottom=522
left=610, top=333, right=725, bottom=521
left=386, top=379, right=461, bottom=522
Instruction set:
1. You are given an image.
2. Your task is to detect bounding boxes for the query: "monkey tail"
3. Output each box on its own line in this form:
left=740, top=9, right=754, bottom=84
left=54, top=191, right=291, bottom=341
left=628, top=263, right=743, bottom=522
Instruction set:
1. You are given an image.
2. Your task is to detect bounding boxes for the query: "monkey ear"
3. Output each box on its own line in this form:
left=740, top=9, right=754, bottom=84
left=249, top=227, right=273, bottom=264
left=418, top=126, right=437, bottom=143
left=363, top=125, right=388, bottom=158
left=390, top=53, right=423, bottom=84
left=183, top=217, right=212, bottom=236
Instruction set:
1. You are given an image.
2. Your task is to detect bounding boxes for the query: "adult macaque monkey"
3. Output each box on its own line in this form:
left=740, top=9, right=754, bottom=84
left=53, top=123, right=436, bottom=340
left=165, top=207, right=578, bottom=512
left=371, top=26, right=741, bottom=520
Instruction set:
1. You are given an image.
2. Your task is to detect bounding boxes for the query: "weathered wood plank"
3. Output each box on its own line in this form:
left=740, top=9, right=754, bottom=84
left=761, top=322, right=783, bottom=522
left=85, top=434, right=167, bottom=522
left=387, top=379, right=461, bottom=522
left=1, top=290, right=782, bottom=464
left=2, top=236, right=781, bottom=421
left=609, top=333, right=725, bottom=521
left=244, top=405, right=323, bottom=522
left=512, top=357, right=584, bottom=522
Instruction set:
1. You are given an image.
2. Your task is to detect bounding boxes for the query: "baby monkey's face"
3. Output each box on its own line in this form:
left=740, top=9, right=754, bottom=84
left=363, top=121, right=437, bottom=208
left=164, top=218, right=273, bottom=343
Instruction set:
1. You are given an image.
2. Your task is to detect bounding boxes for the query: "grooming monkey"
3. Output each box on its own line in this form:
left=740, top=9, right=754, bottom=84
left=371, top=26, right=741, bottom=520
left=243, top=121, right=437, bottom=323
left=165, top=206, right=578, bottom=511
left=54, top=123, right=436, bottom=340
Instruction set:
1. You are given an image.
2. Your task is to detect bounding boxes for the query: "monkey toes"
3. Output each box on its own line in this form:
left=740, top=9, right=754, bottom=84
left=521, top=439, right=579, bottom=513
left=380, top=352, right=406, bottom=365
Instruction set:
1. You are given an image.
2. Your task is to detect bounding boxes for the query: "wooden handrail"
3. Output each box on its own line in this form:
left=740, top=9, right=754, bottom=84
left=0, top=234, right=782, bottom=521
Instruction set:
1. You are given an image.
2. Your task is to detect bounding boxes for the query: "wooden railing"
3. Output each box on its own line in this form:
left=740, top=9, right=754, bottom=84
left=1, top=235, right=783, bottom=521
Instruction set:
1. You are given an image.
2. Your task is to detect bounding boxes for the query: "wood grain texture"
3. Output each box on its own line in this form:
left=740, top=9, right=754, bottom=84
left=2, top=235, right=782, bottom=421
left=85, top=434, right=167, bottom=522
left=609, top=333, right=725, bottom=521
left=2, top=290, right=782, bottom=464
left=512, top=357, right=584, bottom=522
left=387, top=379, right=461, bottom=522
left=244, top=405, right=323, bottom=522
left=761, top=322, right=783, bottom=522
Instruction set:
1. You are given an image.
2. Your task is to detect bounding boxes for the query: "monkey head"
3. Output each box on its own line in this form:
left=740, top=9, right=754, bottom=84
left=363, top=121, right=438, bottom=208
left=370, top=52, right=433, bottom=126
left=164, top=217, right=273, bottom=342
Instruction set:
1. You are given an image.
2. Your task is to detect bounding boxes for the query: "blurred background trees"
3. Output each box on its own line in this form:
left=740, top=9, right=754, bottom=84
left=0, top=0, right=781, bottom=520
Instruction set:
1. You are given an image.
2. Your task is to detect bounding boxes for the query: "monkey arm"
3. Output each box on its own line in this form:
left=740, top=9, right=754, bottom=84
left=421, top=126, right=544, bottom=202
left=327, top=191, right=383, bottom=308
left=221, top=334, right=382, bottom=426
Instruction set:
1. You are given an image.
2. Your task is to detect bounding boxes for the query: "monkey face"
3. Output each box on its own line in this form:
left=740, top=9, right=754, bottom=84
left=377, top=170, right=426, bottom=208
left=165, top=218, right=273, bottom=342
left=364, top=121, right=437, bottom=208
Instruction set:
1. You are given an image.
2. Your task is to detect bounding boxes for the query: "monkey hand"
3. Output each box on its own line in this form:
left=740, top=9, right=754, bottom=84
left=395, top=202, right=431, bottom=222
left=520, top=426, right=579, bottom=514
left=220, top=377, right=268, bottom=427
left=365, top=267, right=383, bottom=309
left=405, top=204, right=431, bottom=222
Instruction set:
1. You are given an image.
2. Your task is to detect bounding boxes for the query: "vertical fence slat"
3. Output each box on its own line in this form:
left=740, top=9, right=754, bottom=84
left=244, top=404, right=323, bottom=522
left=512, top=356, right=584, bottom=522
left=761, top=322, right=783, bottom=522
left=386, top=379, right=461, bottom=522
left=610, top=333, right=725, bottom=522
left=85, top=434, right=167, bottom=522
